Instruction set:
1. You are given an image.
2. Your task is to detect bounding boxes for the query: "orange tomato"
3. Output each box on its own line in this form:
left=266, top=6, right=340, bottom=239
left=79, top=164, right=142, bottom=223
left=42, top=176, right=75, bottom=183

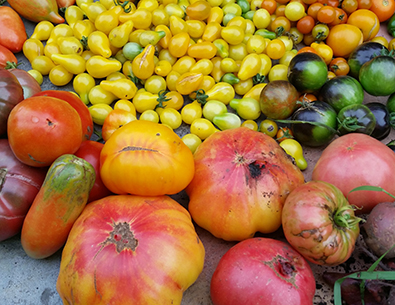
left=101, top=109, right=137, bottom=142
left=316, top=5, right=336, bottom=23
left=329, top=57, right=350, bottom=76
left=261, top=0, right=278, bottom=14
left=307, top=2, right=324, bottom=19
left=328, top=7, right=348, bottom=26
left=297, top=46, right=319, bottom=54
left=326, top=24, right=363, bottom=57
left=341, top=0, right=359, bottom=14
left=296, top=15, right=315, bottom=34
left=347, top=9, right=380, bottom=41
left=358, top=0, right=373, bottom=9
left=100, top=120, right=195, bottom=196
left=369, top=0, right=395, bottom=22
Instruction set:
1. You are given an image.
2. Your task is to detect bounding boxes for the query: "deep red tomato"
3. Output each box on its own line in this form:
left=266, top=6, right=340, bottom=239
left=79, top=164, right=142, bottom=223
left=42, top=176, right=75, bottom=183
left=186, top=127, right=304, bottom=241
left=56, top=195, right=205, bottom=304
left=0, top=68, right=24, bottom=137
left=0, top=6, right=27, bottom=53
left=282, top=180, right=361, bottom=266
left=0, top=45, right=17, bottom=69
left=0, top=139, right=48, bottom=242
left=312, top=133, right=395, bottom=214
left=7, top=96, right=83, bottom=167
left=33, top=90, right=94, bottom=141
left=100, top=120, right=195, bottom=196
left=8, top=68, right=42, bottom=99
left=74, top=140, right=113, bottom=203
left=210, top=237, right=316, bottom=305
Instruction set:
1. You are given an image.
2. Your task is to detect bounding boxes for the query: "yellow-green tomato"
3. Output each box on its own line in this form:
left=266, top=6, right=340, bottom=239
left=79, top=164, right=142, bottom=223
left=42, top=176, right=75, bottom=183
left=27, top=69, right=43, bottom=85
left=88, top=85, right=118, bottom=105
left=259, top=119, right=278, bottom=138
left=213, top=112, right=241, bottom=130
left=279, top=138, right=308, bottom=170
left=202, top=100, right=228, bottom=122
left=181, top=100, right=203, bottom=125
left=88, top=103, right=113, bottom=125
left=182, top=133, right=202, bottom=154
left=139, top=109, right=160, bottom=123
left=73, top=72, right=96, bottom=105
left=190, top=118, right=219, bottom=140
left=268, top=64, right=289, bottom=82
left=229, top=97, right=261, bottom=120
left=113, top=99, right=137, bottom=116
left=241, top=119, right=258, bottom=131
left=158, top=107, right=182, bottom=130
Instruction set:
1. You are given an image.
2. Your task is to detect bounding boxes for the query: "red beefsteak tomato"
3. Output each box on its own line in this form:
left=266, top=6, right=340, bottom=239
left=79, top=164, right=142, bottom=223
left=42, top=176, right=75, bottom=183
left=210, top=237, right=316, bottom=305
left=282, top=180, right=361, bottom=266
left=0, top=68, right=24, bottom=137
left=56, top=195, right=205, bottom=305
left=312, top=133, right=395, bottom=214
left=74, top=140, right=113, bottom=203
left=100, top=120, right=195, bottom=196
left=7, top=96, right=82, bottom=167
left=0, top=139, right=47, bottom=242
left=33, top=90, right=93, bottom=141
left=186, top=127, right=305, bottom=241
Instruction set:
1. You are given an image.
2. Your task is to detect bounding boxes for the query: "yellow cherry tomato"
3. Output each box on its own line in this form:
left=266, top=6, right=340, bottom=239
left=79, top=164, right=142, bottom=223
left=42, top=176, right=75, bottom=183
left=31, top=20, right=54, bottom=41
left=132, top=44, right=156, bottom=79
left=51, top=53, right=86, bottom=75
left=190, top=118, right=219, bottom=140
left=88, top=103, right=113, bottom=125
left=87, top=30, right=112, bottom=58
left=73, top=73, right=97, bottom=105
left=158, top=108, right=182, bottom=130
left=27, top=69, right=43, bottom=85
left=48, top=65, right=74, bottom=86
left=86, top=56, right=122, bottom=79
left=175, top=72, right=204, bottom=95
left=237, top=53, right=262, bottom=81
left=241, top=119, right=259, bottom=131
left=181, top=100, right=203, bottom=124
left=23, top=38, right=44, bottom=63
left=88, top=84, right=118, bottom=105
left=221, top=25, right=245, bottom=45
left=265, top=38, right=286, bottom=60
left=113, top=99, right=137, bottom=116
left=139, top=109, right=160, bottom=123
left=31, top=55, right=56, bottom=76
left=182, top=133, right=202, bottom=153
left=100, top=78, right=138, bottom=100
left=268, top=64, right=289, bottom=81
left=279, top=139, right=308, bottom=170
left=243, top=83, right=267, bottom=101
left=144, top=75, right=167, bottom=94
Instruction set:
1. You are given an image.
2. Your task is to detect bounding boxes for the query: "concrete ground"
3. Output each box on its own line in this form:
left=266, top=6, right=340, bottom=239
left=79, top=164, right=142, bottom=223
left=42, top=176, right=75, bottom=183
left=1, top=2, right=394, bottom=304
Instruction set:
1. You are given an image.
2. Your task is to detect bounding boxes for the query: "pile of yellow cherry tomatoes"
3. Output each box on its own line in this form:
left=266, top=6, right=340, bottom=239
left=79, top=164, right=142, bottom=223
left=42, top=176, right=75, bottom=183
left=22, top=0, right=395, bottom=156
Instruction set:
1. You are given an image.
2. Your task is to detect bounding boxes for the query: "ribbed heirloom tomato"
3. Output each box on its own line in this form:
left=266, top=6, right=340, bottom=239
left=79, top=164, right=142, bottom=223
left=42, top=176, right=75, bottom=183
left=100, top=120, right=195, bottom=196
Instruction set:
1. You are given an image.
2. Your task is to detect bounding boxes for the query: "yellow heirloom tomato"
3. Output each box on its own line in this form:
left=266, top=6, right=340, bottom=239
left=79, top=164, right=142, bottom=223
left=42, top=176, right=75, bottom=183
left=88, top=85, right=118, bottom=105
left=88, top=103, right=113, bottom=125
left=100, top=78, right=138, bottom=100
left=31, top=20, right=54, bottom=41
left=73, top=73, right=96, bottom=105
left=23, top=38, right=44, bottom=63
left=94, top=5, right=122, bottom=35
left=51, top=54, right=86, bottom=75
left=175, top=72, right=204, bottom=95
left=109, top=20, right=134, bottom=48
left=168, top=32, right=191, bottom=58
left=181, top=100, right=203, bottom=125
left=49, top=65, right=74, bottom=86
left=237, top=53, right=261, bottom=81
left=188, top=41, right=217, bottom=59
left=87, top=31, right=112, bottom=58
left=221, top=25, right=245, bottom=45
left=86, top=56, right=122, bottom=79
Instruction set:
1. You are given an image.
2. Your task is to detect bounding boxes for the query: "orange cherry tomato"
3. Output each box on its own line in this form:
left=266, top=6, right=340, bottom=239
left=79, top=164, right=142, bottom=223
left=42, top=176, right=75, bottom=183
left=328, top=8, right=348, bottom=26
left=316, top=5, right=336, bottom=23
left=328, top=0, right=340, bottom=6
left=369, top=0, right=395, bottom=22
left=329, top=57, right=350, bottom=76
left=307, top=2, right=324, bottom=20
left=261, top=0, right=278, bottom=14
left=358, top=0, right=373, bottom=9
left=341, top=0, right=359, bottom=14
left=276, top=127, right=294, bottom=142
left=270, top=16, right=292, bottom=33
left=296, top=15, right=315, bottom=34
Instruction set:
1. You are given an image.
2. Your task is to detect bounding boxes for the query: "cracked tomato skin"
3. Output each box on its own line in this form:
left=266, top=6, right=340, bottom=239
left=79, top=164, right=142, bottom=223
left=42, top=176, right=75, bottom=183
left=56, top=194, right=205, bottom=305
left=210, top=237, right=316, bottom=305
left=282, top=180, right=360, bottom=266
left=186, top=127, right=305, bottom=241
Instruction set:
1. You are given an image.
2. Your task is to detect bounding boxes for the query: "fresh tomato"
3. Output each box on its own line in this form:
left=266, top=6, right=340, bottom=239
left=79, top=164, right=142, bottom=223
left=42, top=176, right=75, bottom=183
left=210, top=238, right=316, bottom=305
left=0, top=6, right=27, bottom=53
left=74, top=140, right=113, bottom=203
left=369, top=0, right=395, bottom=22
left=326, top=24, right=363, bottom=57
left=7, top=0, right=65, bottom=24
left=290, top=100, right=338, bottom=147
left=7, top=96, right=83, bottom=167
left=365, top=102, right=391, bottom=140
left=101, top=109, right=137, bottom=141
left=0, top=139, right=48, bottom=242
left=279, top=138, right=308, bottom=170
left=0, top=45, right=18, bottom=69
left=33, top=90, right=94, bottom=142
left=0, top=68, right=24, bottom=137
left=337, top=104, right=376, bottom=136
left=7, top=68, right=42, bottom=99
left=312, top=133, right=395, bottom=213
left=282, top=180, right=361, bottom=266
left=57, top=195, right=205, bottom=304
left=346, top=8, right=380, bottom=41
left=100, top=120, right=195, bottom=196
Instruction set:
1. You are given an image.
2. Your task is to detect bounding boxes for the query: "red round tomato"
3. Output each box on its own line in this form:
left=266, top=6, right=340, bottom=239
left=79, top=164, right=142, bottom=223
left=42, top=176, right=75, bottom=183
left=312, top=133, right=395, bottom=214
left=0, top=139, right=47, bottom=242
left=74, top=140, right=113, bottom=203
left=186, top=127, right=305, bottom=241
left=282, top=180, right=361, bottom=266
left=56, top=195, right=205, bottom=304
left=33, top=90, right=94, bottom=141
left=7, top=96, right=83, bottom=167
left=100, top=120, right=195, bottom=196
left=0, top=68, right=24, bottom=137
left=210, top=237, right=316, bottom=305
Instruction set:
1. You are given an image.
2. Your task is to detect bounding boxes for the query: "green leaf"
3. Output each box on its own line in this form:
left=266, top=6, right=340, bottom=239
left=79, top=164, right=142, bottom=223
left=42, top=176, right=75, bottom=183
left=348, top=185, right=395, bottom=200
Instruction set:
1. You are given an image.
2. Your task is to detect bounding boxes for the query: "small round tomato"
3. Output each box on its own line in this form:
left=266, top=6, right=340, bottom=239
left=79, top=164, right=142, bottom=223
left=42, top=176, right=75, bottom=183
left=369, top=0, right=395, bottom=22
left=276, top=126, right=294, bottom=142
left=341, top=0, right=359, bottom=14
left=7, top=96, right=83, bottom=167
left=311, top=23, right=330, bottom=41
left=261, top=0, right=277, bottom=14
left=284, top=1, right=306, bottom=22
left=316, top=5, right=336, bottom=23
left=259, top=119, right=278, bottom=137
left=307, top=2, right=324, bottom=20
left=100, top=120, right=195, bottom=196
left=74, top=141, right=113, bottom=203
left=329, top=57, right=350, bottom=76
left=296, top=15, right=315, bottom=34
left=181, top=133, right=202, bottom=153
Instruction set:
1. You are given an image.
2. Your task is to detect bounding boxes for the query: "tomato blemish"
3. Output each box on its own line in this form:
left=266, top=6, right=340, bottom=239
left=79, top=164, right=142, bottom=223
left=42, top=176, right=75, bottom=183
left=99, top=222, right=138, bottom=253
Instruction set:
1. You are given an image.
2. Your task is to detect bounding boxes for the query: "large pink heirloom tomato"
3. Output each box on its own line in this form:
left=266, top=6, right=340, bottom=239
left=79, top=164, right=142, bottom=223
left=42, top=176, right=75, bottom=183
left=282, top=180, right=361, bottom=266
left=186, top=127, right=305, bottom=241
left=100, top=120, right=194, bottom=196
left=210, top=237, right=316, bottom=305
left=312, top=133, right=395, bottom=214
left=56, top=195, right=205, bottom=305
